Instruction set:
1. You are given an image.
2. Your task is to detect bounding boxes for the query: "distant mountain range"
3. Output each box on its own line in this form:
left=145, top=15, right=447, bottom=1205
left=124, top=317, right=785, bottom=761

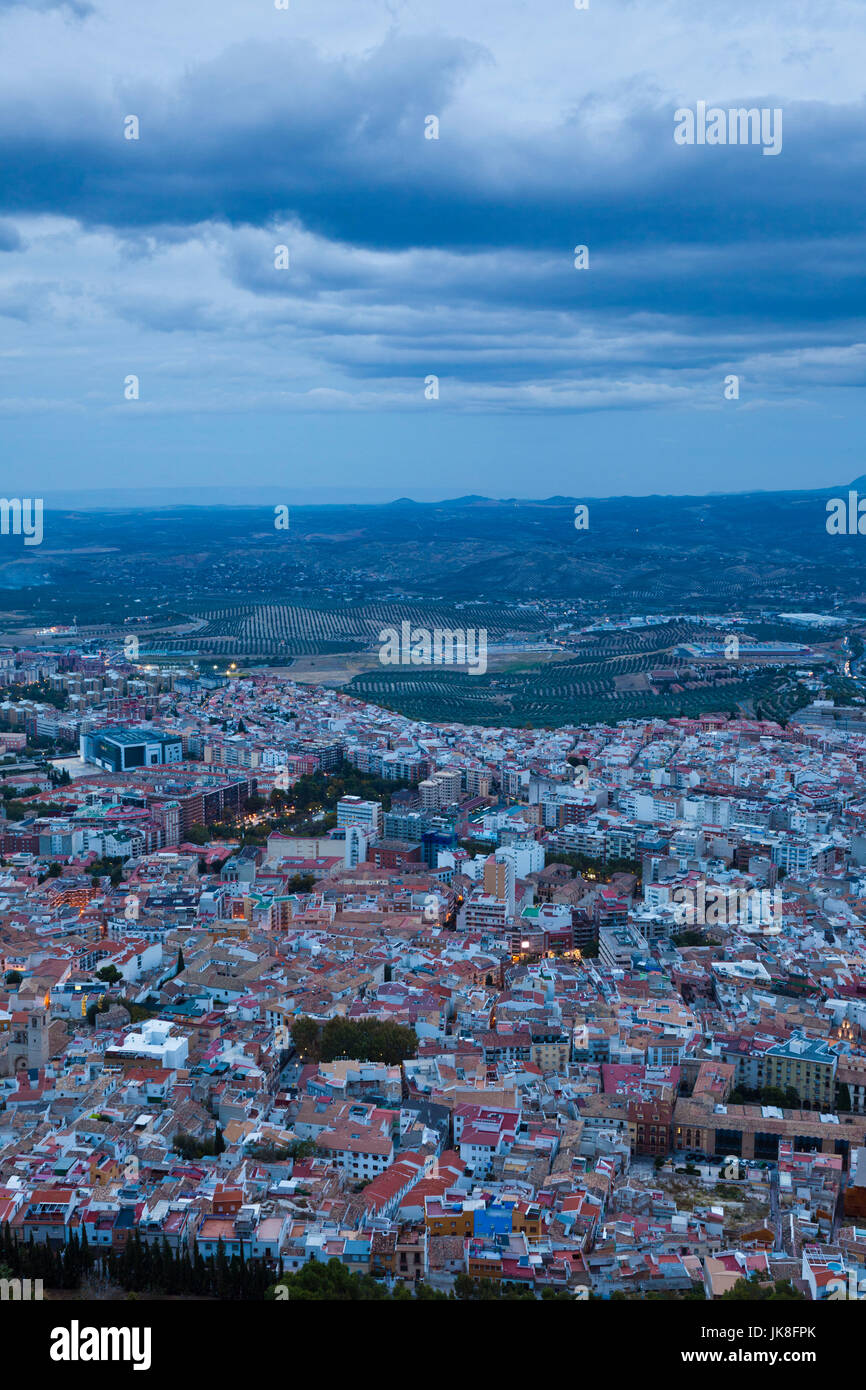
left=33, top=478, right=866, bottom=511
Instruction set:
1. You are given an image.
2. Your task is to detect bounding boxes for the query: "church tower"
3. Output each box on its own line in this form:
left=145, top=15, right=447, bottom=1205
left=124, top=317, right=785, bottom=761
left=26, top=1006, right=51, bottom=1069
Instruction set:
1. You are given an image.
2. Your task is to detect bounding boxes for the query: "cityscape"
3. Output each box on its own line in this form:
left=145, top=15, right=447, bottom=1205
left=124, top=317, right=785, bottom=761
left=1, top=0, right=863, bottom=1366
left=0, top=587, right=864, bottom=1319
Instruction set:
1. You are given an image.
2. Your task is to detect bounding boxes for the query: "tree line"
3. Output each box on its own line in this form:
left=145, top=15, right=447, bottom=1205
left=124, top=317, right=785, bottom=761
left=0, top=1223, right=275, bottom=1299
left=267, top=1259, right=575, bottom=1301
left=290, top=1014, right=418, bottom=1065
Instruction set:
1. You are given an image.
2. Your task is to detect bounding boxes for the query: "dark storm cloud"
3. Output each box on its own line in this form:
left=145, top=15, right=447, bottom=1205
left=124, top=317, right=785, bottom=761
left=226, top=223, right=866, bottom=331
left=0, top=32, right=864, bottom=274
left=0, top=6, right=864, bottom=473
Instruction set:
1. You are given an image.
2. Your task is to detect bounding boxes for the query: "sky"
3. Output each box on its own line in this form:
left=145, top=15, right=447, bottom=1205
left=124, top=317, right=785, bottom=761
left=0, top=0, right=865, bottom=501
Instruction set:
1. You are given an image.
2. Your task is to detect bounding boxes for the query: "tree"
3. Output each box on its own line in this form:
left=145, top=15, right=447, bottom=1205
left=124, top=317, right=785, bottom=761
left=290, top=1016, right=322, bottom=1061
left=4, top=971, right=22, bottom=986
left=175, top=947, right=185, bottom=976
left=286, top=873, right=315, bottom=893
left=119, top=997, right=153, bottom=1024
left=173, top=1130, right=223, bottom=1160
left=266, top=1259, right=453, bottom=1302
left=454, top=1274, right=535, bottom=1301
left=269, top=1257, right=390, bottom=1301
left=671, top=929, right=707, bottom=947
left=722, top=1277, right=805, bottom=1301
left=287, top=1138, right=317, bottom=1160
left=185, top=825, right=210, bottom=846
left=96, top=965, right=122, bottom=985
left=317, top=1016, right=417, bottom=1066
left=248, top=1137, right=315, bottom=1163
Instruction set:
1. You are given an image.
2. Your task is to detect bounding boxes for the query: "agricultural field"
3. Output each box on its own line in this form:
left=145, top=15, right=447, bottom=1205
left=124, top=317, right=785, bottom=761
left=142, top=606, right=820, bottom=725
left=152, top=600, right=544, bottom=659
left=346, top=657, right=811, bottom=729
left=0, top=496, right=846, bottom=730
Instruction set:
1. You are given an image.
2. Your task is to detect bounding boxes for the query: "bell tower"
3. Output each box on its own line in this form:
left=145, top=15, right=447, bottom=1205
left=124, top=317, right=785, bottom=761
left=26, top=1006, right=51, bottom=1069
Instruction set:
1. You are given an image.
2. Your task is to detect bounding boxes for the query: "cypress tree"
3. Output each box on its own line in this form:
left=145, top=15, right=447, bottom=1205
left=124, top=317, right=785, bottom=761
left=215, top=1238, right=229, bottom=1299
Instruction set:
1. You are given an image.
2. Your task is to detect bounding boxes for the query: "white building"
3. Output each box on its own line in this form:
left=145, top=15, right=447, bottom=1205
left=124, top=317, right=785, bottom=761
left=336, top=796, right=383, bottom=841
left=115, top=1019, right=189, bottom=1069
left=343, top=825, right=368, bottom=868
left=495, top=839, right=544, bottom=879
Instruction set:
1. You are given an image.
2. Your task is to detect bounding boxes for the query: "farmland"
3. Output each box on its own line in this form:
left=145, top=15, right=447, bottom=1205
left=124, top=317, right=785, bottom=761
left=153, top=600, right=544, bottom=660
left=0, top=491, right=851, bottom=728
left=29, top=590, right=825, bottom=725
left=345, top=660, right=809, bottom=728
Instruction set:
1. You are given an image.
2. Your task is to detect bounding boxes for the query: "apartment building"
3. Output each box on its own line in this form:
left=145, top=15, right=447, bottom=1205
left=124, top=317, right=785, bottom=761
left=336, top=796, right=384, bottom=840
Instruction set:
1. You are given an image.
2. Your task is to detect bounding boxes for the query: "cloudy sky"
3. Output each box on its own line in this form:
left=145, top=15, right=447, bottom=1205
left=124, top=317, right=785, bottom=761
left=0, top=0, right=864, bottom=500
